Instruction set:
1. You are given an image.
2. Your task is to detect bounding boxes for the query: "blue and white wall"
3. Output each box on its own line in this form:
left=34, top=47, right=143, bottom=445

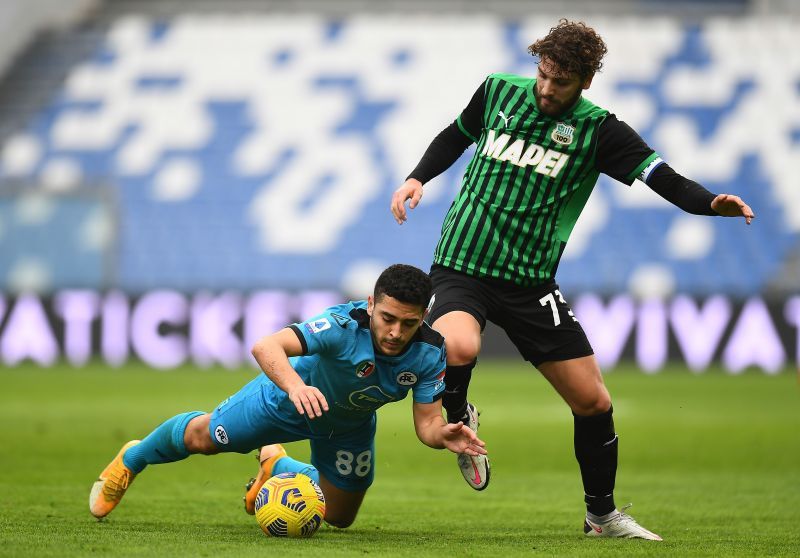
left=0, top=15, right=797, bottom=297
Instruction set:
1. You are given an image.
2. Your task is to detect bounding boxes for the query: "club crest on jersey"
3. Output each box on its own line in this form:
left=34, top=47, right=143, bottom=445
left=214, top=425, right=229, bottom=445
left=551, top=122, right=575, bottom=145
left=396, top=371, right=418, bottom=386
left=355, top=360, right=375, bottom=378
left=305, top=318, right=331, bottom=334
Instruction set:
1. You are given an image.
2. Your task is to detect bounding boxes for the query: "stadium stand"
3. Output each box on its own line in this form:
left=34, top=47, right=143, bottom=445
left=0, top=0, right=797, bottom=297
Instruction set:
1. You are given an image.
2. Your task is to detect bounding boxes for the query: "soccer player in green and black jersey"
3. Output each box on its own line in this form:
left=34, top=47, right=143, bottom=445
left=390, top=19, right=754, bottom=541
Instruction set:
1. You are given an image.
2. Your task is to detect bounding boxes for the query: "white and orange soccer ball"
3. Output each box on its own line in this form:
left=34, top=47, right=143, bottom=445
left=254, top=472, right=326, bottom=538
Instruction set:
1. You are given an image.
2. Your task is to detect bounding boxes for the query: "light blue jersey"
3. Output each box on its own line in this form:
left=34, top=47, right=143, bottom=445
left=277, top=300, right=447, bottom=434
left=208, top=300, right=446, bottom=491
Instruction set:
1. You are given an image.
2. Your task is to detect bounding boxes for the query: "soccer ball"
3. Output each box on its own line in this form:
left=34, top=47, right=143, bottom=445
left=254, top=472, right=326, bottom=538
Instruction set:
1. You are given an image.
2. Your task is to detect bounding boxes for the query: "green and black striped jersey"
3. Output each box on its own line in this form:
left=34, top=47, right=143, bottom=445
left=429, top=73, right=659, bottom=286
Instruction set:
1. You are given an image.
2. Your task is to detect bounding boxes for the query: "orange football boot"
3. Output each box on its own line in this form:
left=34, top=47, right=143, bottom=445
left=243, top=444, right=288, bottom=515
left=89, top=440, right=140, bottom=519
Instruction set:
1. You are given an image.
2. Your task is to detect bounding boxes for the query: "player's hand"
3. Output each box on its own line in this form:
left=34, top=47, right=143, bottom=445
left=390, top=178, right=424, bottom=225
left=287, top=385, right=329, bottom=419
left=711, top=194, right=755, bottom=224
left=440, top=421, right=487, bottom=456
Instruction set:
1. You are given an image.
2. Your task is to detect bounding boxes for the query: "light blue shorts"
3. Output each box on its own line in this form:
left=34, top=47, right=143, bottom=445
left=208, top=375, right=376, bottom=492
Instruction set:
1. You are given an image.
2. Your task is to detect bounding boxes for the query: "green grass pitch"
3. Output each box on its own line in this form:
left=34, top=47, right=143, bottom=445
left=1, top=361, right=798, bottom=557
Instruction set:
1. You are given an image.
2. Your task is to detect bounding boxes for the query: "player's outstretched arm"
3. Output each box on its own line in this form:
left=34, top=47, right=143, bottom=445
left=412, top=401, right=487, bottom=456
left=390, top=178, right=423, bottom=225
left=251, top=328, right=329, bottom=419
left=643, top=163, right=755, bottom=225
left=391, top=103, right=478, bottom=225
left=711, top=194, right=755, bottom=224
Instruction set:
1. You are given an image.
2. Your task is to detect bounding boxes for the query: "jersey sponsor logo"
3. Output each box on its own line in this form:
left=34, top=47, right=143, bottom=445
left=214, top=425, right=229, bottom=445
left=497, top=110, right=514, bottom=128
left=331, top=312, right=351, bottom=328
left=433, top=367, right=446, bottom=390
left=482, top=129, right=570, bottom=178
left=305, top=318, right=331, bottom=334
left=355, top=359, right=375, bottom=378
left=396, top=370, right=418, bottom=386
left=348, top=385, right=396, bottom=409
left=551, top=122, right=575, bottom=145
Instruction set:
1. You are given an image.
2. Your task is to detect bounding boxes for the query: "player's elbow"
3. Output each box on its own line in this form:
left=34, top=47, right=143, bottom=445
left=250, top=335, right=276, bottom=361
left=250, top=337, right=265, bottom=359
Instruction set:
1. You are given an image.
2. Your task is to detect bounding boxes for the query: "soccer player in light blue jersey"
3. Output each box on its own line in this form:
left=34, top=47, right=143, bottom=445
left=89, top=264, right=486, bottom=528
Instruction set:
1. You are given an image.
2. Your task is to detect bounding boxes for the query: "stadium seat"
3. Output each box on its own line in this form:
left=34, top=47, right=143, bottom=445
left=0, top=15, right=796, bottom=295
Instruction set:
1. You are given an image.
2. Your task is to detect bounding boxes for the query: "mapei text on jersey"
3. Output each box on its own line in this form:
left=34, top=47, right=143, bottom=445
left=481, top=129, right=570, bottom=178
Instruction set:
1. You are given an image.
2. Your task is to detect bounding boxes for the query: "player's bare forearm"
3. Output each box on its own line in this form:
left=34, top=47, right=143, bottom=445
left=251, top=330, right=329, bottom=418
left=412, top=401, right=487, bottom=455
left=413, top=411, right=449, bottom=449
left=252, top=335, right=304, bottom=392
left=711, top=194, right=755, bottom=224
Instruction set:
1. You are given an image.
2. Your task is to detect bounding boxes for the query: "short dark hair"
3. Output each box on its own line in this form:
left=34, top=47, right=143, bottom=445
left=374, top=264, right=432, bottom=309
left=527, top=19, right=608, bottom=80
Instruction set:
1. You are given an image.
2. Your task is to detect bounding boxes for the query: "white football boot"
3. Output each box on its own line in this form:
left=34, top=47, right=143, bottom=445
left=456, top=403, right=490, bottom=490
left=583, top=504, right=662, bottom=541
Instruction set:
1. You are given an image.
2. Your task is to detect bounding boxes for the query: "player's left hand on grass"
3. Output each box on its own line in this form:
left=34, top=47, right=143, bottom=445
left=711, top=194, right=755, bottom=224
left=441, top=421, right=487, bottom=456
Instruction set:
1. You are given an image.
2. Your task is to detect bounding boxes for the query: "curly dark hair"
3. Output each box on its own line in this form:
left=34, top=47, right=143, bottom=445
left=374, top=264, right=432, bottom=309
left=527, top=19, right=608, bottom=80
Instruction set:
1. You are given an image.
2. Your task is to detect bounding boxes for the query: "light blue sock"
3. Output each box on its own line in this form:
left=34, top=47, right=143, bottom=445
left=122, top=411, right=204, bottom=474
left=272, top=456, right=319, bottom=485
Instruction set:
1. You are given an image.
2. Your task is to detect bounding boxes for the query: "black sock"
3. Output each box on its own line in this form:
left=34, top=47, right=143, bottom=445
left=574, top=406, right=618, bottom=516
left=442, top=360, right=476, bottom=423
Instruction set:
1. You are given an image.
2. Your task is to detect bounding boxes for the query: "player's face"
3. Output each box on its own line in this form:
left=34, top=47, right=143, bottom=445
left=534, top=57, right=593, bottom=117
left=367, top=294, right=425, bottom=356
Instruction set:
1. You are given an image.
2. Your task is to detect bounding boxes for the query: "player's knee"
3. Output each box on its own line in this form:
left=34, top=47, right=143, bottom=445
left=445, top=336, right=481, bottom=365
left=571, top=392, right=612, bottom=416
left=433, top=314, right=481, bottom=364
left=183, top=414, right=218, bottom=454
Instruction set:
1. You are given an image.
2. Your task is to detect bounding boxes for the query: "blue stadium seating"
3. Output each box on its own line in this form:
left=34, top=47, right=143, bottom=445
left=0, top=15, right=796, bottom=295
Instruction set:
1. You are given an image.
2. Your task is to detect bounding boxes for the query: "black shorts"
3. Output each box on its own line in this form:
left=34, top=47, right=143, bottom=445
left=427, top=265, right=594, bottom=367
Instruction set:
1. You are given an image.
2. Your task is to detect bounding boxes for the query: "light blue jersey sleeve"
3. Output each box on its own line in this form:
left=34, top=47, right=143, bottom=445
left=289, top=302, right=355, bottom=357
left=411, top=343, right=447, bottom=404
